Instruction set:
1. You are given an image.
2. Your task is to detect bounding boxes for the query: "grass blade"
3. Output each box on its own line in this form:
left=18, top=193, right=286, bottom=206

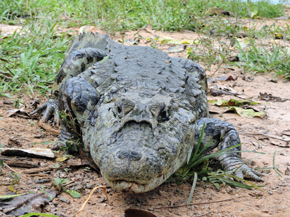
left=187, top=172, right=197, bottom=205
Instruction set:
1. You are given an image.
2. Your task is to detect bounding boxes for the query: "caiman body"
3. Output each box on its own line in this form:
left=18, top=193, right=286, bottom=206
left=32, top=33, right=262, bottom=193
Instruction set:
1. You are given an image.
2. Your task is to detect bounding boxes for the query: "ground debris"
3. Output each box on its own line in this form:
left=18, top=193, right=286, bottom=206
left=0, top=188, right=58, bottom=216
left=125, top=208, right=157, bottom=217
left=37, top=120, right=60, bottom=135
left=4, top=160, right=38, bottom=168
left=79, top=148, right=100, bottom=173
left=7, top=138, right=21, bottom=148
left=209, top=85, right=242, bottom=97
left=285, top=167, right=290, bottom=175
left=1, top=148, right=55, bottom=159
left=6, top=107, right=30, bottom=118
left=258, top=92, right=289, bottom=102
left=22, top=166, right=53, bottom=174
left=218, top=75, right=237, bottom=81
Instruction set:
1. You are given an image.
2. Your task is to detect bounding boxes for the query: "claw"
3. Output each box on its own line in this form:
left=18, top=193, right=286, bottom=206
left=220, top=157, right=264, bottom=182
left=52, top=128, right=78, bottom=151
left=30, top=99, right=59, bottom=125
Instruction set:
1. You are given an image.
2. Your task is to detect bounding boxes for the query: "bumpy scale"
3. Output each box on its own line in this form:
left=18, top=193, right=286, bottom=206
left=32, top=33, right=263, bottom=193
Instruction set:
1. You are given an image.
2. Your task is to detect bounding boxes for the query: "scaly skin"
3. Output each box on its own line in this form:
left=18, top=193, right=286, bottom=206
left=32, top=32, right=263, bottom=193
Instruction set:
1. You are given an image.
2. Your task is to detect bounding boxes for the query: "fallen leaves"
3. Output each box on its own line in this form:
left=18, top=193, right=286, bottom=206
left=209, top=99, right=266, bottom=118
left=0, top=188, right=58, bottom=216
left=168, top=45, right=185, bottom=53
left=258, top=92, right=289, bottom=102
left=208, top=99, right=258, bottom=107
left=158, top=37, right=199, bottom=45
left=7, top=107, right=29, bottom=118
left=228, top=106, right=266, bottom=119
left=217, top=75, right=237, bottom=81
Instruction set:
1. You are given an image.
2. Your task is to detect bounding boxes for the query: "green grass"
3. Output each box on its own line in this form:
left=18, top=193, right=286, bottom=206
left=233, top=39, right=290, bottom=78
left=0, top=0, right=288, bottom=95
left=0, top=20, right=69, bottom=94
left=0, top=0, right=286, bottom=30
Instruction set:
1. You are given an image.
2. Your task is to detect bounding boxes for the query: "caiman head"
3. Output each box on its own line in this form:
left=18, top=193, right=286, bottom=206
left=81, top=86, right=207, bottom=193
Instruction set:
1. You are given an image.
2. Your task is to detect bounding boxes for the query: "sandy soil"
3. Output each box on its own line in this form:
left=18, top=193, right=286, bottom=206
left=1, top=17, right=290, bottom=217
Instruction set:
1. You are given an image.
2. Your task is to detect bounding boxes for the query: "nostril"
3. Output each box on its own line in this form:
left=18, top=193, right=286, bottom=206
left=130, top=151, right=142, bottom=161
left=117, top=150, right=142, bottom=161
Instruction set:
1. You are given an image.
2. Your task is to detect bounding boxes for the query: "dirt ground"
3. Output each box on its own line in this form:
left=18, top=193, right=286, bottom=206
left=1, top=17, right=290, bottom=217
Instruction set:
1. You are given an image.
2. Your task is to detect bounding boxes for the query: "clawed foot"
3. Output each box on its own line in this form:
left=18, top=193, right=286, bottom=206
left=220, top=157, right=264, bottom=182
left=30, top=99, right=60, bottom=125
left=233, top=164, right=264, bottom=182
left=52, top=128, right=79, bottom=153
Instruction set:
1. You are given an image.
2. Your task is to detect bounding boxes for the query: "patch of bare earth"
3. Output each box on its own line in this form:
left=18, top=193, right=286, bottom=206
left=1, top=19, right=290, bottom=216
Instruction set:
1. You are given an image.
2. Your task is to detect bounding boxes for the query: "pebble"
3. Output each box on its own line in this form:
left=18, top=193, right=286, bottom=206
left=86, top=183, right=94, bottom=189
left=98, top=197, right=107, bottom=203
left=59, top=196, right=70, bottom=204
left=35, top=179, right=51, bottom=184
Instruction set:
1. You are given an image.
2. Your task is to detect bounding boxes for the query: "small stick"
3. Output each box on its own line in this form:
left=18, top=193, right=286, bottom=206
left=22, top=166, right=53, bottom=174
left=73, top=186, right=108, bottom=217
left=4, top=162, right=28, bottom=182
left=241, top=132, right=290, bottom=142
left=37, top=120, right=60, bottom=135
left=29, top=174, right=50, bottom=178
left=4, top=162, right=18, bottom=174
left=5, top=160, right=38, bottom=168
left=154, top=197, right=245, bottom=209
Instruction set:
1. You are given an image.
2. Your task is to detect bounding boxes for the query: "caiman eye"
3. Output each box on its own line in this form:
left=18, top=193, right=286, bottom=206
left=158, top=108, right=169, bottom=122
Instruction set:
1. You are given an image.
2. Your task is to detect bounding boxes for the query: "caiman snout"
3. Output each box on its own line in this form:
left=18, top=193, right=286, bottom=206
left=117, top=150, right=142, bottom=161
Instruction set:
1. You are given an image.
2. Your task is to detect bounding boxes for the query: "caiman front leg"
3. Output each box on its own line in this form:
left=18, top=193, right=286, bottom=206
left=192, top=118, right=263, bottom=181
left=30, top=48, right=106, bottom=125
left=52, top=77, right=99, bottom=150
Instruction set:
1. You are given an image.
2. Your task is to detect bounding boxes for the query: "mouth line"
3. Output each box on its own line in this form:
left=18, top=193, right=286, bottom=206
left=103, top=173, right=169, bottom=193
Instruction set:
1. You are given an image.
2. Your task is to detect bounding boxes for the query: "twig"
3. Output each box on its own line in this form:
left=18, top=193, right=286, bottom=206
left=37, top=120, right=61, bottom=135
left=4, top=162, right=28, bottom=182
left=5, top=160, right=38, bottom=168
left=22, top=166, right=53, bottom=174
left=154, top=197, right=245, bottom=209
left=4, top=162, right=18, bottom=173
left=241, top=132, right=290, bottom=142
left=28, top=173, right=50, bottom=178
left=74, top=186, right=108, bottom=217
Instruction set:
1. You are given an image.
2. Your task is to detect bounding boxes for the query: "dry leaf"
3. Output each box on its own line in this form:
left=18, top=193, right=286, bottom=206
left=0, top=188, right=58, bottom=216
left=125, top=208, right=157, bottom=217
left=168, top=45, right=185, bottom=53
left=218, top=75, right=237, bottom=81
left=258, top=92, right=288, bottom=102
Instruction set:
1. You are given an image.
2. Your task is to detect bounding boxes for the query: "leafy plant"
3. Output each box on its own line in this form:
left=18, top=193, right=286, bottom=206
left=54, top=178, right=81, bottom=198
left=8, top=173, right=21, bottom=186
left=170, top=123, right=264, bottom=203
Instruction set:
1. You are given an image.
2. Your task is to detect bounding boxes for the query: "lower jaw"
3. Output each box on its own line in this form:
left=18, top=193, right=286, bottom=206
left=103, top=173, right=169, bottom=193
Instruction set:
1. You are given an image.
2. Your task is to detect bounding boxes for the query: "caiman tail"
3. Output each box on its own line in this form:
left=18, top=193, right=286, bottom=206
left=65, top=32, right=111, bottom=55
